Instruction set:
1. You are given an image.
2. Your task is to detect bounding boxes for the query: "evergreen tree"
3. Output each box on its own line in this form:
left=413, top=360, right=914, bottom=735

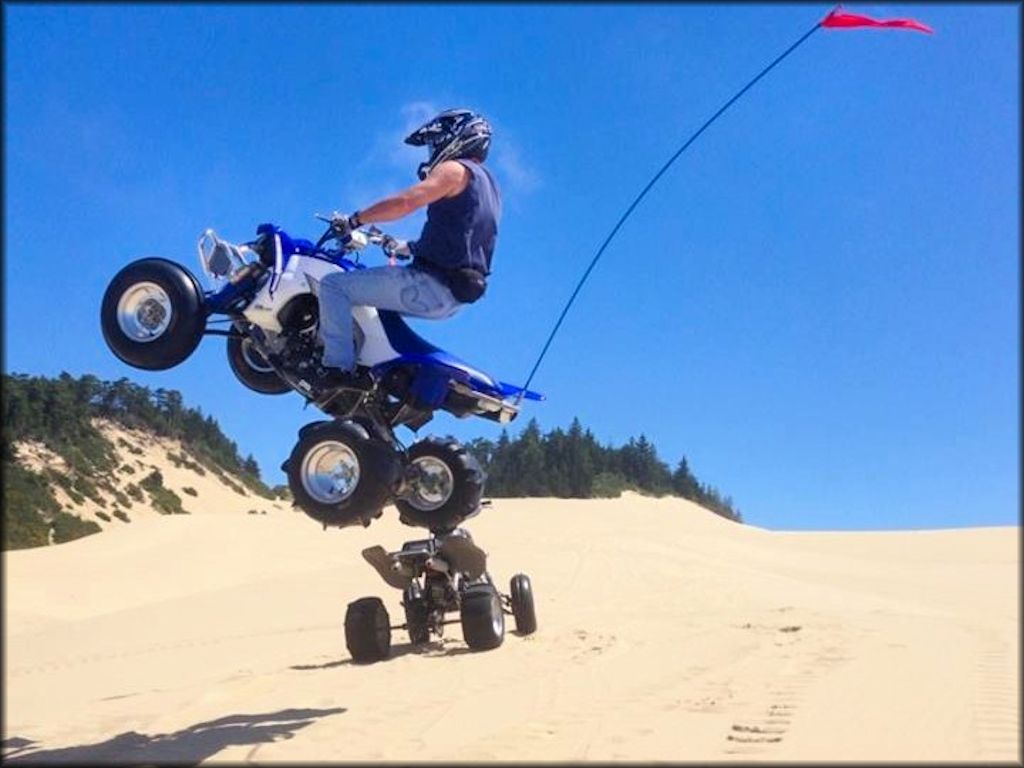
left=672, top=457, right=701, bottom=500
left=243, top=454, right=261, bottom=478
left=517, top=418, right=549, bottom=496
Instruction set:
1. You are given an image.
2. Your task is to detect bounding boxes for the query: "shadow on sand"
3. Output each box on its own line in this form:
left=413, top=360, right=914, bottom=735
left=3, top=707, right=346, bottom=765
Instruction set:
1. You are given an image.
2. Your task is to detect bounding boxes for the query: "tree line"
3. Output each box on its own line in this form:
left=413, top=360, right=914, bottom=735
left=464, top=418, right=741, bottom=523
left=2, top=373, right=743, bottom=550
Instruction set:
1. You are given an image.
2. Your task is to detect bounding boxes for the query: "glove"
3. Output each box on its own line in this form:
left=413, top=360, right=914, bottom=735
left=382, top=236, right=412, bottom=261
left=330, top=211, right=362, bottom=238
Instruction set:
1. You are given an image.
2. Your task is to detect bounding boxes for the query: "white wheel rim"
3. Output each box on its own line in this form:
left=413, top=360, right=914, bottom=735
left=301, top=440, right=361, bottom=504
left=407, top=456, right=454, bottom=511
left=116, top=282, right=172, bottom=342
left=240, top=338, right=274, bottom=373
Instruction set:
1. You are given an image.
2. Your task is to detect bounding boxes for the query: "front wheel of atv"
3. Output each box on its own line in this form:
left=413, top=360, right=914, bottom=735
left=344, top=597, right=391, bottom=663
left=395, top=438, right=485, bottom=531
left=460, top=583, right=504, bottom=651
left=100, top=258, right=206, bottom=370
left=227, top=334, right=291, bottom=395
left=285, top=420, right=401, bottom=528
left=510, top=573, right=537, bottom=635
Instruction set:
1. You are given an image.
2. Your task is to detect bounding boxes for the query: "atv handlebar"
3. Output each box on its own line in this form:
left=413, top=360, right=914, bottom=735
left=313, top=214, right=410, bottom=262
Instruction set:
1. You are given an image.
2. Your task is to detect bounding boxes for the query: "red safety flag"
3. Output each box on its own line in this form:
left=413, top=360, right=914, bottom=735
left=821, top=8, right=933, bottom=34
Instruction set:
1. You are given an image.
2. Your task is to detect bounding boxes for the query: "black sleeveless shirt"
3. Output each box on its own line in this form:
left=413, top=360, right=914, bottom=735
left=411, top=159, right=501, bottom=277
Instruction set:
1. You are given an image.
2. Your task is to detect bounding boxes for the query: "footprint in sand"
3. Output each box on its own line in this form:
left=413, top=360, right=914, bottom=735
left=568, top=629, right=617, bottom=660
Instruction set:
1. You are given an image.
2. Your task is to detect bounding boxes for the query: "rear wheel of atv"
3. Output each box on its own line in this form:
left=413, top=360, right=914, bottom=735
left=344, top=597, right=391, bottom=663
left=286, top=421, right=400, bottom=528
left=402, top=583, right=430, bottom=646
left=100, top=258, right=206, bottom=370
left=510, top=573, right=537, bottom=635
left=226, top=335, right=290, bottom=394
left=460, top=583, right=504, bottom=651
left=395, top=438, right=485, bottom=531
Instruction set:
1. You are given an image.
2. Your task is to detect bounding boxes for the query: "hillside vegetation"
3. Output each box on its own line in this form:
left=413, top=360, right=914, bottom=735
left=2, top=372, right=283, bottom=550
left=465, top=418, right=741, bottom=523
left=2, top=373, right=741, bottom=551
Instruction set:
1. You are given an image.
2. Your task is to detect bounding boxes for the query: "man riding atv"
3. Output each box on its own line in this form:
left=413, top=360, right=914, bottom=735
left=314, top=108, right=501, bottom=401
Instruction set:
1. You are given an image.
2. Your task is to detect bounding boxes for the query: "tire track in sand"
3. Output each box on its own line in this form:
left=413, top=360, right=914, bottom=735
left=970, top=630, right=1020, bottom=760
left=721, top=613, right=854, bottom=758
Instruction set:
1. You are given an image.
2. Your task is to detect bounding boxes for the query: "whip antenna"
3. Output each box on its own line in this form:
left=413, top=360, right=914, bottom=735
left=515, top=12, right=829, bottom=404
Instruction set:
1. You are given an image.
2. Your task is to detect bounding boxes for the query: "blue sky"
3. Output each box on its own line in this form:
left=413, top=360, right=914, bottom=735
left=4, top=3, right=1019, bottom=530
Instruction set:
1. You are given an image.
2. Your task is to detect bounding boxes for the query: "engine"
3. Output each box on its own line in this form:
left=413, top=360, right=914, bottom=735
left=274, top=295, right=321, bottom=372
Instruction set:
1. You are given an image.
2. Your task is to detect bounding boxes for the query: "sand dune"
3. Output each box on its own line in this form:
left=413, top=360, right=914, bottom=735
left=3, top=491, right=1019, bottom=763
left=14, top=420, right=291, bottom=536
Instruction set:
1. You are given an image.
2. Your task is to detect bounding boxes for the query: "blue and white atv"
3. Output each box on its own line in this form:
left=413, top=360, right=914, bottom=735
left=100, top=216, right=543, bottom=532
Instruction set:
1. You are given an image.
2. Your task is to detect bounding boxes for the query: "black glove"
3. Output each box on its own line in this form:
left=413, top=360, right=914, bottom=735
left=382, top=236, right=412, bottom=261
left=330, top=211, right=362, bottom=238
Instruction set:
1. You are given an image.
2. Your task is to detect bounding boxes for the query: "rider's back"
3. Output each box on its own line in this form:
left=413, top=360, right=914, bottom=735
left=411, top=159, right=501, bottom=277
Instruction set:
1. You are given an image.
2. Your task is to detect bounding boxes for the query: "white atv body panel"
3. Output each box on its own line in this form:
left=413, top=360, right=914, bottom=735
left=241, top=254, right=399, bottom=366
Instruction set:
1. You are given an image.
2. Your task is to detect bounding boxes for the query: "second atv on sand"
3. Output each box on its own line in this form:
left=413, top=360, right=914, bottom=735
left=344, top=525, right=537, bottom=662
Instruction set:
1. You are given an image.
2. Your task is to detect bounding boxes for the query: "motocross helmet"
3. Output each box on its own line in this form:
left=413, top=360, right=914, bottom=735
left=404, top=108, right=492, bottom=180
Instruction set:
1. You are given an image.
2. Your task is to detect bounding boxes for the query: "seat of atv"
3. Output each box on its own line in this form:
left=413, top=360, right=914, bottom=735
left=377, top=311, right=543, bottom=401
left=378, top=311, right=501, bottom=387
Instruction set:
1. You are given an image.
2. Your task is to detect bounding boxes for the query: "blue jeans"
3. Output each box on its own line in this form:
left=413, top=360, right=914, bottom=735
left=318, top=266, right=462, bottom=371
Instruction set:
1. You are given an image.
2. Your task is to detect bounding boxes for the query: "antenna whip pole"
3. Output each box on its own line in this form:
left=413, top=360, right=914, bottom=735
left=516, top=11, right=830, bottom=404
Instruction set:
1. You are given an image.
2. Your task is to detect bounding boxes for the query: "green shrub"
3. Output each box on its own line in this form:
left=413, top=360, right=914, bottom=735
left=591, top=472, right=629, bottom=498
left=203, top=458, right=228, bottom=480
left=139, top=469, right=163, bottom=492
left=39, top=469, right=89, bottom=506
left=2, top=461, right=58, bottom=549
left=66, top=439, right=117, bottom=475
left=169, top=451, right=206, bottom=475
left=113, top=509, right=130, bottom=523
left=45, top=469, right=72, bottom=491
left=140, top=470, right=186, bottom=514
left=207, top=466, right=248, bottom=496
left=125, top=483, right=143, bottom=502
left=73, top=474, right=105, bottom=506
left=182, top=486, right=198, bottom=497
left=51, top=509, right=101, bottom=544
left=96, top=511, right=112, bottom=522
left=119, top=464, right=136, bottom=475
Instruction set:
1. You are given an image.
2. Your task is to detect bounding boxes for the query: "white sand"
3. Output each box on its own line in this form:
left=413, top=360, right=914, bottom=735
left=3, top=485, right=1019, bottom=762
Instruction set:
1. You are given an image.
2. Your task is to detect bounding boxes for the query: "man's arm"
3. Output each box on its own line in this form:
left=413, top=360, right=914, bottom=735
left=353, top=161, right=470, bottom=225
